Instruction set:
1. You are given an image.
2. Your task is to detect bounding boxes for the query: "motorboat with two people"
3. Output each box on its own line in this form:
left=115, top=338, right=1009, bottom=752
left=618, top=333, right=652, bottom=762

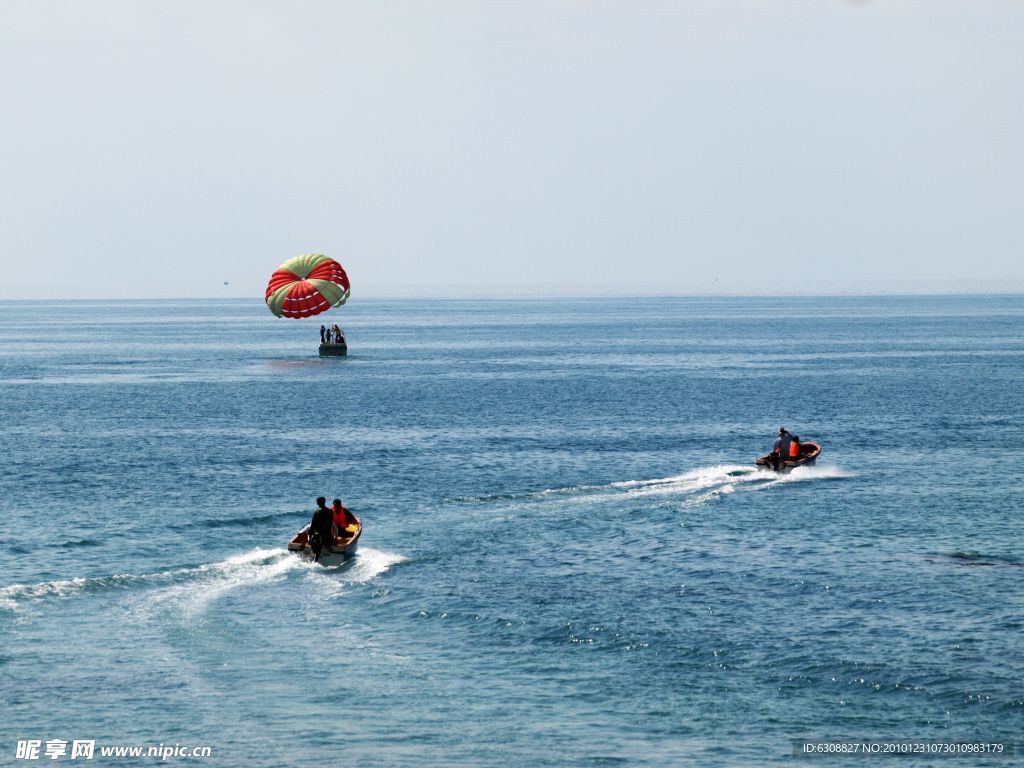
left=755, top=427, right=821, bottom=472
left=288, top=497, right=362, bottom=565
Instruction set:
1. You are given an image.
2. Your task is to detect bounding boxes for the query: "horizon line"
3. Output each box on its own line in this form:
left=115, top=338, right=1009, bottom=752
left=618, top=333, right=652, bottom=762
left=1, top=290, right=1023, bottom=302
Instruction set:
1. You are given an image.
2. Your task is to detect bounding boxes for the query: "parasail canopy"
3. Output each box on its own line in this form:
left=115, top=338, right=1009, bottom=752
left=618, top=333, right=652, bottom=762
left=265, top=254, right=350, bottom=318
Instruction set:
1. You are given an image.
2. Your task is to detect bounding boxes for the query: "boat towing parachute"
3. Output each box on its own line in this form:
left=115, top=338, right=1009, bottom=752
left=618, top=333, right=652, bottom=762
left=265, top=254, right=350, bottom=319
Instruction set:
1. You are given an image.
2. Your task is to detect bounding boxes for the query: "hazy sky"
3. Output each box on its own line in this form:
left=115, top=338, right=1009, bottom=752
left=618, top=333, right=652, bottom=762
left=1, top=0, right=1022, bottom=298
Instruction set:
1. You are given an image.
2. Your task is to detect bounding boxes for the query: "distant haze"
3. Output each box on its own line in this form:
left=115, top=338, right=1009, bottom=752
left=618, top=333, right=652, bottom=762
left=1, top=0, right=1022, bottom=298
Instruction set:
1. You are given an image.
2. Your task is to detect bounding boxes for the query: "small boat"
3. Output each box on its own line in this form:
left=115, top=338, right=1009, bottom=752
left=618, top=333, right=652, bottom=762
left=287, top=518, right=362, bottom=565
left=755, top=441, right=821, bottom=472
left=319, top=341, right=347, bottom=357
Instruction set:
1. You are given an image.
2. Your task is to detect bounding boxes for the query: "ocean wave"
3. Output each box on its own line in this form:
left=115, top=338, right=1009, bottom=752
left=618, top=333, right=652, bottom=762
left=168, top=510, right=306, bottom=532
left=942, top=551, right=1024, bottom=568
left=53, top=537, right=103, bottom=548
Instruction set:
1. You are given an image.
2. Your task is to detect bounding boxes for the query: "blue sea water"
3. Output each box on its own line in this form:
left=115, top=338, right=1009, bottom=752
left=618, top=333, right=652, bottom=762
left=1, top=295, right=1022, bottom=766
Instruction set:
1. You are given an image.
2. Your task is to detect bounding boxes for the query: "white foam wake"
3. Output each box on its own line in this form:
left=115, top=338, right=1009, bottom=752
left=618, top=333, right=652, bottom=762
left=751, top=463, right=855, bottom=489
left=0, top=576, right=101, bottom=610
left=537, top=463, right=853, bottom=509
left=341, top=547, right=407, bottom=583
left=580, top=464, right=767, bottom=506
left=147, top=548, right=302, bottom=616
left=0, top=546, right=407, bottom=613
left=0, top=548, right=293, bottom=612
left=301, top=547, right=408, bottom=598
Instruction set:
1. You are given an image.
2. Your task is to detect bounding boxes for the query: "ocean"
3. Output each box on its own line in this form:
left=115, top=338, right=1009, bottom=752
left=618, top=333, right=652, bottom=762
left=1, top=295, right=1022, bottom=766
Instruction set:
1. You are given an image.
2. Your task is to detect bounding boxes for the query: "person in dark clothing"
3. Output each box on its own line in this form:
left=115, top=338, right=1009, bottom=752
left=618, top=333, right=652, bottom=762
left=309, top=496, right=334, bottom=561
left=320, top=325, right=327, bottom=344
left=771, top=428, right=793, bottom=470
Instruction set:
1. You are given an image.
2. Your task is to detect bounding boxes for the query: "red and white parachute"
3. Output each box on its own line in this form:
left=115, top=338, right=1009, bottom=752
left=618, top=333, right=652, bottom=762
left=265, top=254, right=350, bottom=319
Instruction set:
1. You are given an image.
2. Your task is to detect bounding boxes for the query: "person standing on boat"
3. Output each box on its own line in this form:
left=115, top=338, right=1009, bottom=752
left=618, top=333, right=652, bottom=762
left=772, top=428, right=793, bottom=470
left=319, top=325, right=327, bottom=344
left=309, top=497, right=334, bottom=562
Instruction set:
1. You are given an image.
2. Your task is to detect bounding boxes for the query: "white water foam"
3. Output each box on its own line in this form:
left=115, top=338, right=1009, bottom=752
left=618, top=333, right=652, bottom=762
left=302, top=547, right=408, bottom=598
left=750, top=463, right=855, bottom=490
left=147, top=548, right=303, bottom=616
left=0, top=576, right=98, bottom=610
left=588, top=464, right=769, bottom=504
left=341, top=547, right=407, bottom=583
left=0, top=546, right=406, bottom=613
left=0, top=549, right=287, bottom=612
left=533, top=463, right=854, bottom=510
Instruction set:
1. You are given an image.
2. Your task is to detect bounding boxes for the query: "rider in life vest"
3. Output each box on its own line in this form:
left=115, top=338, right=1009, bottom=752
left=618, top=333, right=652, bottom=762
left=331, top=499, right=356, bottom=538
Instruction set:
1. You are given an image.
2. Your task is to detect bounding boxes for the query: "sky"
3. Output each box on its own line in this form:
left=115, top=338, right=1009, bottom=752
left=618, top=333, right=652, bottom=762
left=1, top=0, right=1022, bottom=298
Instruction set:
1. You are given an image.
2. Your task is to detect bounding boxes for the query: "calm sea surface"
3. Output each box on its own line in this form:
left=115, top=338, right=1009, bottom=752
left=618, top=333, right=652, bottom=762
left=1, top=296, right=1022, bottom=766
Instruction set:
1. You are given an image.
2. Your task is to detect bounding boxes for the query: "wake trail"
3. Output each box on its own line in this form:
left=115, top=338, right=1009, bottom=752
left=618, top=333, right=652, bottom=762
left=0, top=546, right=407, bottom=612
left=300, top=547, right=409, bottom=599
left=454, top=464, right=854, bottom=510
